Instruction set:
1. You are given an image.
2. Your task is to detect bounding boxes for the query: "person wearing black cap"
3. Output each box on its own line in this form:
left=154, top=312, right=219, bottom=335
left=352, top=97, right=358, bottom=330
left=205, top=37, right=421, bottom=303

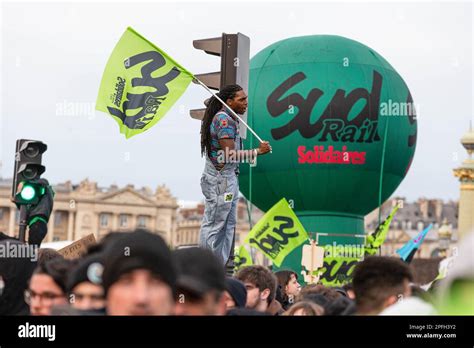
left=173, top=247, right=226, bottom=315
left=67, top=254, right=105, bottom=311
left=101, top=230, right=177, bottom=316
left=223, top=277, right=247, bottom=311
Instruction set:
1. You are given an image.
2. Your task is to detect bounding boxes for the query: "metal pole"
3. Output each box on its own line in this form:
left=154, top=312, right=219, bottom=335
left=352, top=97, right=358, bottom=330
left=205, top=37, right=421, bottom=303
left=18, top=205, right=29, bottom=243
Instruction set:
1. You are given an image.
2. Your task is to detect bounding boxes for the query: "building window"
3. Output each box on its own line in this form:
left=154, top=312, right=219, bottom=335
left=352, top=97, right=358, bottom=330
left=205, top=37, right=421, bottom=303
left=417, top=221, right=424, bottom=231
left=54, top=212, right=63, bottom=227
left=407, top=221, right=412, bottom=230
left=100, top=213, right=110, bottom=228
left=119, top=214, right=128, bottom=228
left=137, top=215, right=147, bottom=228
left=0, top=208, right=4, bottom=221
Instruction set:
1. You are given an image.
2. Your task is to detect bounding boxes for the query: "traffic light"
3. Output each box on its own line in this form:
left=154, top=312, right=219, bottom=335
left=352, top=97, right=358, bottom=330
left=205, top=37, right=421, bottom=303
left=12, top=139, right=47, bottom=204
left=190, top=33, right=250, bottom=137
left=14, top=181, right=46, bottom=205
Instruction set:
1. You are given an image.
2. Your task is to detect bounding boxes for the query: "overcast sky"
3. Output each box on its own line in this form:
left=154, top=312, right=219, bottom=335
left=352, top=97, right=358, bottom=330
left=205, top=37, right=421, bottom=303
left=0, top=1, right=472, bottom=204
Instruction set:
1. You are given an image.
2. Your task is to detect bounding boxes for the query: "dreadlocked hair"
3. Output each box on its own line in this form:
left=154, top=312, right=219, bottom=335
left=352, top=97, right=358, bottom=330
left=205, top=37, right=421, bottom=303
left=200, top=84, right=243, bottom=158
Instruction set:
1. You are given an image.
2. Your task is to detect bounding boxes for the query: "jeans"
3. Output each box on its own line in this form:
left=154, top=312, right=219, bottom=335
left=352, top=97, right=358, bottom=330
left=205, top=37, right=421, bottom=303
left=199, top=158, right=239, bottom=265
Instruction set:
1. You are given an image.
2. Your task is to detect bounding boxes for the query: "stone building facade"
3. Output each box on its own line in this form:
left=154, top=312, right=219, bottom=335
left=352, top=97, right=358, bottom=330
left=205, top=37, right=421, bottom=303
left=0, top=178, right=178, bottom=246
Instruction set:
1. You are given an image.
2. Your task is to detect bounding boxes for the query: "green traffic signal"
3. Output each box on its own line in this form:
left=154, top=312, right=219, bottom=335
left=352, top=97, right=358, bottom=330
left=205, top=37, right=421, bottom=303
left=14, top=181, right=46, bottom=205
left=20, top=184, right=36, bottom=201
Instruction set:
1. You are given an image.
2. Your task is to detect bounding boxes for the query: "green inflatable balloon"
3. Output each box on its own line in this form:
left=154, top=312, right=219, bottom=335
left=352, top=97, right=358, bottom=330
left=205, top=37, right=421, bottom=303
left=239, top=35, right=417, bottom=281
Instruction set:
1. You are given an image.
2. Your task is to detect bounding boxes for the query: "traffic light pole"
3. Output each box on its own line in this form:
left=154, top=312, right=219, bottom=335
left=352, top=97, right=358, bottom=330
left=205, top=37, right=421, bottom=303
left=18, top=205, right=29, bottom=243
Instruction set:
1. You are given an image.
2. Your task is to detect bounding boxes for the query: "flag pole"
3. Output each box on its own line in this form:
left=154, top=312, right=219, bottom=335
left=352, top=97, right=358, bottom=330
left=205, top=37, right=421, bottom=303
left=194, top=78, right=264, bottom=144
left=310, top=235, right=315, bottom=284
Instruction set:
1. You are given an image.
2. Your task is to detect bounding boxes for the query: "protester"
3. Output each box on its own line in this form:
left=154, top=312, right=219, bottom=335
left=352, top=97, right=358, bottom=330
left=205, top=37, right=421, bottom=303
left=283, top=301, right=324, bottom=316
left=0, top=178, right=55, bottom=315
left=38, top=248, right=64, bottom=266
left=101, top=230, right=177, bottom=315
left=198, top=84, right=271, bottom=269
left=67, top=254, right=105, bottom=311
left=226, top=307, right=270, bottom=316
left=223, top=277, right=247, bottom=311
left=352, top=256, right=413, bottom=315
left=0, top=239, right=37, bottom=315
left=324, top=295, right=357, bottom=316
left=298, top=284, right=342, bottom=302
left=173, top=247, right=226, bottom=315
left=341, top=283, right=356, bottom=300
left=235, top=265, right=283, bottom=315
left=275, top=270, right=301, bottom=310
left=27, top=258, right=73, bottom=315
left=379, top=296, right=437, bottom=315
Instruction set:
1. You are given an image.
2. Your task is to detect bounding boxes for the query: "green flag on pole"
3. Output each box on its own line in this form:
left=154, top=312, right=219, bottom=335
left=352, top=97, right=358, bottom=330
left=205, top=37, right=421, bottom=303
left=244, top=198, right=309, bottom=267
left=364, top=204, right=400, bottom=255
left=96, top=27, right=194, bottom=139
left=234, top=245, right=253, bottom=272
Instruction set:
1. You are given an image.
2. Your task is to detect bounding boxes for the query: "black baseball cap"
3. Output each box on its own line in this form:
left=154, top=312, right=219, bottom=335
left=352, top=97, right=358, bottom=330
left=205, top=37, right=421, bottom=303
left=173, top=248, right=225, bottom=298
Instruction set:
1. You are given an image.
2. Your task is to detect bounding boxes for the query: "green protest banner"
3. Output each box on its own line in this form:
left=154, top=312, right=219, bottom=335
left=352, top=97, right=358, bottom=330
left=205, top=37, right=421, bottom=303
left=234, top=245, right=253, bottom=272
left=364, top=205, right=399, bottom=255
left=245, top=198, right=308, bottom=267
left=318, top=256, right=360, bottom=286
left=96, top=27, right=194, bottom=139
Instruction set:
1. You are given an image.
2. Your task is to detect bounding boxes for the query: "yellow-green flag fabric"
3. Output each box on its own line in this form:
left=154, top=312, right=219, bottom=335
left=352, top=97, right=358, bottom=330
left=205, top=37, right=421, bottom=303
left=234, top=245, right=253, bottom=272
left=96, top=27, right=194, bottom=139
left=244, top=198, right=308, bottom=267
left=364, top=205, right=399, bottom=255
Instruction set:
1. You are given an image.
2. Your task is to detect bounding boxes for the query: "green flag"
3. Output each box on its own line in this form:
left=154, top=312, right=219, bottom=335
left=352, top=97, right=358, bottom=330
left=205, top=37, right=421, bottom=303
left=234, top=245, right=253, bottom=272
left=364, top=204, right=399, bottom=255
left=244, top=198, right=308, bottom=267
left=96, top=27, right=194, bottom=139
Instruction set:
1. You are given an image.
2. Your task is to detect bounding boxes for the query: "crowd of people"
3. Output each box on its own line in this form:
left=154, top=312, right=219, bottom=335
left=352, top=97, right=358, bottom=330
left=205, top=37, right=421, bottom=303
left=1, top=226, right=472, bottom=316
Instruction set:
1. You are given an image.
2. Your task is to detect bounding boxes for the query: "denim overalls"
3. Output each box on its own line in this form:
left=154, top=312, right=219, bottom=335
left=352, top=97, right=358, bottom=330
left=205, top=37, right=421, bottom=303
left=199, top=111, right=241, bottom=265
